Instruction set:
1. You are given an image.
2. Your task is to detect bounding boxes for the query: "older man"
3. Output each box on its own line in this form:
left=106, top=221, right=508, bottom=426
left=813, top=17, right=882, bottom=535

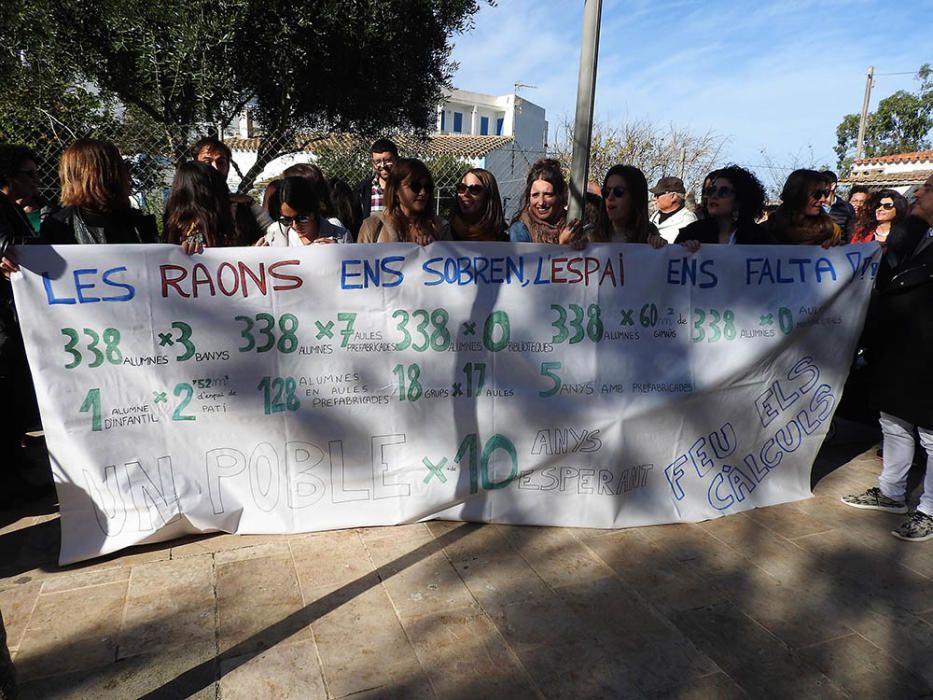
left=649, top=176, right=697, bottom=243
left=842, top=174, right=933, bottom=542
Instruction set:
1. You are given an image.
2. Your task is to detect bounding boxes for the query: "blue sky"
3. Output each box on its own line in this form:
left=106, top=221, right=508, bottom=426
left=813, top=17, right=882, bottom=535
left=450, top=0, right=930, bottom=182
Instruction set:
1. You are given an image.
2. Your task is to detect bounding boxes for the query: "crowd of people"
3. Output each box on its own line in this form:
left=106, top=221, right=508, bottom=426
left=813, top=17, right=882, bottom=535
left=0, top=136, right=932, bottom=544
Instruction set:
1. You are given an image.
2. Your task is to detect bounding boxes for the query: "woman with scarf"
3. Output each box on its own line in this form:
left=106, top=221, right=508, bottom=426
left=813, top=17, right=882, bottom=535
left=509, top=159, right=567, bottom=243
left=762, top=169, right=842, bottom=246
left=450, top=168, right=507, bottom=242
left=357, top=158, right=450, bottom=244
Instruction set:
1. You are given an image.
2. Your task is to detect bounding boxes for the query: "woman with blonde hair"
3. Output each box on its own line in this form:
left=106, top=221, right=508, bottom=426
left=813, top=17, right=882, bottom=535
left=357, top=158, right=450, bottom=244
left=450, top=168, right=507, bottom=241
left=39, top=139, right=157, bottom=244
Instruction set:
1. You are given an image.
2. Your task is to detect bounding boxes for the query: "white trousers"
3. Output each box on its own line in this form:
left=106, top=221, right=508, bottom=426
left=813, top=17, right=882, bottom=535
left=878, top=412, right=933, bottom=516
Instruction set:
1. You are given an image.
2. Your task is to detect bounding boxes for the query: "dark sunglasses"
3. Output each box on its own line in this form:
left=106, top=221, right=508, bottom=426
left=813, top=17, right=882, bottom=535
left=407, top=181, right=432, bottom=195
left=876, top=202, right=895, bottom=210
left=652, top=191, right=671, bottom=198
left=456, top=183, right=485, bottom=195
left=811, top=189, right=831, bottom=199
left=704, top=186, right=735, bottom=199
left=601, top=186, right=626, bottom=199
left=279, top=215, right=312, bottom=227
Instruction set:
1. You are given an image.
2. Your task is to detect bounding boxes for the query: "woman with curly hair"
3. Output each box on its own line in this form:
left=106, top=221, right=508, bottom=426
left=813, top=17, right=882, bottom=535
left=589, top=164, right=665, bottom=247
left=675, top=165, right=769, bottom=247
left=762, top=169, right=841, bottom=246
left=163, top=161, right=261, bottom=252
left=508, top=158, right=567, bottom=243
left=850, top=189, right=909, bottom=246
left=357, top=158, right=450, bottom=244
left=450, top=168, right=507, bottom=242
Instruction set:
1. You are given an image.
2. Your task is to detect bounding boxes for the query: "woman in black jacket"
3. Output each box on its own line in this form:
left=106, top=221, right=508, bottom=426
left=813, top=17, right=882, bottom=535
left=39, top=139, right=158, bottom=245
left=675, top=165, right=768, bottom=248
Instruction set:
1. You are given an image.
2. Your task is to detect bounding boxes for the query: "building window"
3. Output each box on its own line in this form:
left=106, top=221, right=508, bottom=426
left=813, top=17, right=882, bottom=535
left=480, top=116, right=489, bottom=136
left=440, top=111, right=446, bottom=131
left=453, top=112, right=463, bottom=133
left=496, top=118, right=504, bottom=136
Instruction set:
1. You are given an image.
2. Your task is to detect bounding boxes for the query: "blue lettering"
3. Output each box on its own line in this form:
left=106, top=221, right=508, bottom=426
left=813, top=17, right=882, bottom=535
left=101, top=266, right=135, bottom=302
left=815, top=257, right=837, bottom=282
left=699, top=259, right=718, bottom=288
left=74, top=268, right=101, bottom=303
left=422, top=257, right=444, bottom=287
left=340, top=259, right=363, bottom=289
left=42, top=272, right=76, bottom=305
left=506, top=256, right=524, bottom=284
left=380, top=256, right=404, bottom=287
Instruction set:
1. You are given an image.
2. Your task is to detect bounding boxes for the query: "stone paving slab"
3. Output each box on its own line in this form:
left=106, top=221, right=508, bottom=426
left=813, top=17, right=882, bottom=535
left=1, top=436, right=932, bottom=698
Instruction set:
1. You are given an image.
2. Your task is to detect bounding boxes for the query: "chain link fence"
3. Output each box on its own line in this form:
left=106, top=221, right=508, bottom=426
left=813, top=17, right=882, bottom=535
left=6, top=120, right=478, bottom=236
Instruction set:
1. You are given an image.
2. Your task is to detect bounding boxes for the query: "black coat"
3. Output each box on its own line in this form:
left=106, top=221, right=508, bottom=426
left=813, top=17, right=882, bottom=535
left=674, top=218, right=770, bottom=245
left=866, top=216, right=933, bottom=427
left=38, top=206, right=158, bottom=245
left=356, top=177, right=376, bottom=222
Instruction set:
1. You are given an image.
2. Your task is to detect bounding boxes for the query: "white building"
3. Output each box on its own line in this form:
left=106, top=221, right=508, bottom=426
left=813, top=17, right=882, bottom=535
left=224, top=88, right=548, bottom=219
left=843, top=150, right=933, bottom=197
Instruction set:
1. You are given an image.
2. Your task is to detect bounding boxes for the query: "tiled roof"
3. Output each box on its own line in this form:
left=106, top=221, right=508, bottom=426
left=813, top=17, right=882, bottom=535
left=224, top=133, right=514, bottom=159
left=841, top=169, right=933, bottom=185
left=853, top=150, right=933, bottom=166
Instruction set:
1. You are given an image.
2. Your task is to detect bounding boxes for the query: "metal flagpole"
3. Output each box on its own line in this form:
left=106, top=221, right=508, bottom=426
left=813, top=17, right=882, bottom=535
left=566, top=0, right=603, bottom=223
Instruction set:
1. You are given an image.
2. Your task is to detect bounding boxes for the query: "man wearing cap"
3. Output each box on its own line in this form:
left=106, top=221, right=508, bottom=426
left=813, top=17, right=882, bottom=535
left=650, top=176, right=697, bottom=244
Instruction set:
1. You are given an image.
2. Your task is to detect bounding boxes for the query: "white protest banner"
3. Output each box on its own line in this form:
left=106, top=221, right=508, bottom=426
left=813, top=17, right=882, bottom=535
left=12, top=242, right=878, bottom=564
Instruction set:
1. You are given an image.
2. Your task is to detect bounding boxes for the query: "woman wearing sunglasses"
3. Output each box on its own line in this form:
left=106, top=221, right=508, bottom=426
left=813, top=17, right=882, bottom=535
left=851, top=189, right=908, bottom=246
left=675, top=165, right=768, bottom=249
left=761, top=169, right=841, bottom=246
left=357, top=158, right=450, bottom=244
left=450, top=168, right=507, bottom=242
left=257, top=176, right=348, bottom=246
left=588, top=164, right=665, bottom=247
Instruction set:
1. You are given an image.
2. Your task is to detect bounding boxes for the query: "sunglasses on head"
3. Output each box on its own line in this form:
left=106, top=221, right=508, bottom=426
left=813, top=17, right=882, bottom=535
left=704, top=186, right=734, bottom=199
left=407, top=181, right=432, bottom=195
left=456, top=183, right=485, bottom=195
left=877, top=202, right=895, bottom=210
left=601, top=185, right=626, bottom=199
left=279, top=215, right=312, bottom=227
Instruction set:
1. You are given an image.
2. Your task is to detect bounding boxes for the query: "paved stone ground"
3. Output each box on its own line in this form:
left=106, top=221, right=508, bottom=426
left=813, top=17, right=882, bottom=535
left=2, top=422, right=932, bottom=699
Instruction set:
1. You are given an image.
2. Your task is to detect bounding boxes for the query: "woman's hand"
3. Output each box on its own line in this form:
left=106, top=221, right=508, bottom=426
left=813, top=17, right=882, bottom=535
left=648, top=234, right=668, bottom=249
left=253, top=237, right=269, bottom=247
left=680, top=240, right=701, bottom=253
left=1, top=250, right=20, bottom=279
left=312, top=237, right=338, bottom=245
left=415, top=233, right=435, bottom=247
left=181, top=240, right=204, bottom=255
left=559, top=219, right=587, bottom=250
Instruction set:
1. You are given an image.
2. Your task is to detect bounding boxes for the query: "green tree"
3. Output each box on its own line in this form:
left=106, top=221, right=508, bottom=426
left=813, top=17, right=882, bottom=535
left=835, top=64, right=933, bottom=173
left=1, top=0, right=488, bottom=191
